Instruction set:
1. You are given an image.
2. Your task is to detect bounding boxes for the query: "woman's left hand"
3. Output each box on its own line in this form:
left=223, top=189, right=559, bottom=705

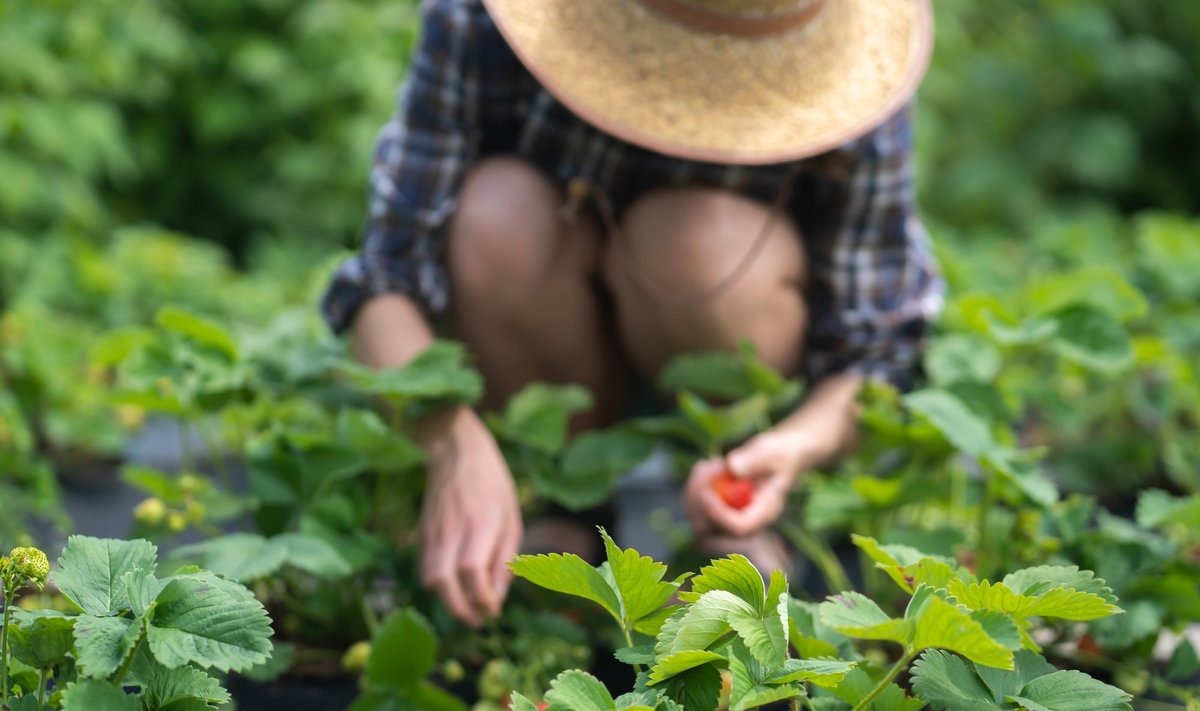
left=683, top=429, right=811, bottom=538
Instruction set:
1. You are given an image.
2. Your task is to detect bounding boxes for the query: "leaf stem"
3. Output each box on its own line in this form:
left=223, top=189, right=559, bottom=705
left=38, top=667, right=48, bottom=705
left=777, top=521, right=852, bottom=595
left=111, top=624, right=146, bottom=687
left=622, top=625, right=644, bottom=675
left=976, top=465, right=996, bottom=578
left=1, top=585, right=13, bottom=702
left=850, top=649, right=916, bottom=711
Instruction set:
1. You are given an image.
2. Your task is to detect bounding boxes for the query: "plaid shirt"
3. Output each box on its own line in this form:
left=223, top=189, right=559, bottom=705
left=323, top=0, right=944, bottom=389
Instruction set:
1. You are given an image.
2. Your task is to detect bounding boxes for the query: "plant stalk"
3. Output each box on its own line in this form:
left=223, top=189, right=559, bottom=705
left=976, top=466, right=996, bottom=578
left=38, top=667, right=48, bottom=705
left=622, top=625, right=644, bottom=675
left=850, top=649, right=916, bottom=711
left=778, top=521, right=853, bottom=594
left=1, top=586, right=14, bottom=702
left=111, top=626, right=146, bottom=687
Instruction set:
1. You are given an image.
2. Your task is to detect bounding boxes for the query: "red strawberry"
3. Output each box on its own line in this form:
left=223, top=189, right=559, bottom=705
left=712, top=467, right=754, bottom=510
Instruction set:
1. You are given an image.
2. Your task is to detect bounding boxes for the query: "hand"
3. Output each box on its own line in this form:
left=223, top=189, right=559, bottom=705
left=683, top=429, right=810, bottom=538
left=418, top=408, right=523, bottom=627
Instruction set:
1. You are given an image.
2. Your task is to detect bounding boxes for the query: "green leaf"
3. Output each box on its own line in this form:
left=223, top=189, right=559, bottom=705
left=1047, top=303, right=1133, bottom=373
left=349, top=341, right=482, bottom=403
left=335, top=408, right=425, bottom=472
left=511, top=552, right=623, bottom=627
left=818, top=592, right=912, bottom=645
left=54, top=535, right=158, bottom=616
left=1024, top=267, right=1147, bottom=323
left=156, top=305, right=239, bottom=360
left=615, top=645, right=657, bottom=666
left=409, top=680, right=470, bottom=711
left=903, top=390, right=995, bottom=457
left=911, top=595, right=1014, bottom=669
left=60, top=680, right=140, bottom=711
left=950, top=578, right=1120, bottom=622
left=1008, top=670, right=1132, bottom=711
left=661, top=590, right=752, bottom=655
left=366, top=608, right=436, bottom=693
left=601, top=528, right=679, bottom=627
left=727, top=603, right=788, bottom=668
left=970, top=610, right=1022, bottom=650
left=240, top=640, right=295, bottom=683
left=910, top=649, right=1002, bottom=711
left=74, top=615, right=141, bottom=679
left=544, top=670, right=616, bottom=711
left=501, top=383, right=593, bottom=453
left=659, top=350, right=753, bottom=401
left=171, top=533, right=287, bottom=582
left=1166, top=637, right=1199, bottom=683
left=682, top=555, right=766, bottom=615
left=1138, top=213, right=1200, bottom=299
left=142, top=666, right=231, bottom=708
left=8, top=616, right=74, bottom=669
left=728, top=645, right=799, bottom=711
left=647, top=650, right=725, bottom=685
left=678, top=392, right=772, bottom=446
left=974, top=650, right=1057, bottom=705
left=1136, top=489, right=1200, bottom=529
left=765, top=658, right=857, bottom=687
left=146, top=572, right=273, bottom=672
left=634, top=605, right=683, bottom=637
left=274, top=532, right=355, bottom=578
left=832, top=668, right=924, bottom=711
left=663, top=663, right=722, bottom=711
left=510, top=692, right=545, bottom=711
left=852, top=535, right=954, bottom=594
left=925, top=333, right=1002, bottom=386
left=550, top=430, right=655, bottom=510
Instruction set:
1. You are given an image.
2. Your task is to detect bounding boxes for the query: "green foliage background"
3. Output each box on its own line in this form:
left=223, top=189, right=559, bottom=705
left=3, top=1, right=1197, bottom=253
left=1, top=1, right=1198, bottom=498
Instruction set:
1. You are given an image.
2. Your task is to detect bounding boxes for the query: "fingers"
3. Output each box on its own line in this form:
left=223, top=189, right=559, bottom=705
left=684, top=458, right=726, bottom=535
left=727, top=435, right=782, bottom=479
left=422, top=529, right=482, bottom=627
left=491, top=517, right=521, bottom=602
left=695, top=456, right=791, bottom=537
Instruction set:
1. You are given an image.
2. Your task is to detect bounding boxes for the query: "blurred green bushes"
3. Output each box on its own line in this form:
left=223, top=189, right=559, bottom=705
left=920, top=1, right=1200, bottom=229
left=0, top=0, right=418, bottom=254
left=2, top=1, right=1195, bottom=256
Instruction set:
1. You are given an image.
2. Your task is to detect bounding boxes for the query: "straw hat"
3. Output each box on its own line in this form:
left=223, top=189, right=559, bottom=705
left=481, top=0, right=934, bottom=165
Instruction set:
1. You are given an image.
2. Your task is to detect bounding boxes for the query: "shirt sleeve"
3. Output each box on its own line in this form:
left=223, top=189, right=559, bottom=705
left=321, top=0, right=481, bottom=333
left=804, top=105, right=945, bottom=391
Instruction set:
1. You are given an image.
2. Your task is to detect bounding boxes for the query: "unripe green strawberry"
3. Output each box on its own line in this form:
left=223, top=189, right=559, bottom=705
left=134, top=497, right=167, bottom=526
left=341, top=641, right=372, bottom=672
left=9, top=546, right=49, bottom=584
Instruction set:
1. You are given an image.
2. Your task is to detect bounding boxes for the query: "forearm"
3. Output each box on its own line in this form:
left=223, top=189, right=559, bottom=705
left=350, top=293, right=474, bottom=448
left=775, top=372, right=863, bottom=470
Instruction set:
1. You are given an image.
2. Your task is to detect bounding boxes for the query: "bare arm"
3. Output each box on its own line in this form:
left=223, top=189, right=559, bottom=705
left=684, top=373, right=862, bottom=538
left=353, top=294, right=522, bottom=628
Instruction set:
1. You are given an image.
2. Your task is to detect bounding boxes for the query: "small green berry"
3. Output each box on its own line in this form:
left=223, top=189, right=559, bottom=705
left=9, top=546, right=50, bottom=584
left=341, top=641, right=371, bottom=672
left=134, top=497, right=167, bottom=526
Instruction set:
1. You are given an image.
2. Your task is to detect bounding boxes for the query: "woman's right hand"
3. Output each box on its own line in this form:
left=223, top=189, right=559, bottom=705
left=416, top=406, right=523, bottom=627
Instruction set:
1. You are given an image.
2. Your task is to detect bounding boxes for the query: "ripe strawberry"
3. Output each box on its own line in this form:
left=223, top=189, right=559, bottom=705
left=712, top=467, right=754, bottom=510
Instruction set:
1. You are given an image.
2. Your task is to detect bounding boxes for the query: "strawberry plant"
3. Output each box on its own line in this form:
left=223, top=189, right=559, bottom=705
left=507, top=528, right=1133, bottom=711
left=0, top=536, right=273, bottom=710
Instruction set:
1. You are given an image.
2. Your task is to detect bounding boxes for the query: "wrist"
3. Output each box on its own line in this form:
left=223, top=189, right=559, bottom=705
left=414, top=405, right=478, bottom=455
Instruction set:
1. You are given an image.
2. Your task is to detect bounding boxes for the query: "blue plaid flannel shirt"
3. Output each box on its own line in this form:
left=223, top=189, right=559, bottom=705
left=322, top=0, right=944, bottom=389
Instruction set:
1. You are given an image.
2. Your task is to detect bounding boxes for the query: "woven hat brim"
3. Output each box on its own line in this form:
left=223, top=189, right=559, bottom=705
left=483, top=0, right=933, bottom=165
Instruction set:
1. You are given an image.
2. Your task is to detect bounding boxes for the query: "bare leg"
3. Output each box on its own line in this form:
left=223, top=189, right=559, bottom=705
left=601, top=186, right=808, bottom=381
left=601, top=186, right=809, bottom=574
left=448, top=157, right=628, bottom=426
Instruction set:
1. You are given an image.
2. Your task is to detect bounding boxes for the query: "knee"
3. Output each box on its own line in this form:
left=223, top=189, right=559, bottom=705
left=449, top=157, right=597, bottom=306
left=603, top=187, right=806, bottom=303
